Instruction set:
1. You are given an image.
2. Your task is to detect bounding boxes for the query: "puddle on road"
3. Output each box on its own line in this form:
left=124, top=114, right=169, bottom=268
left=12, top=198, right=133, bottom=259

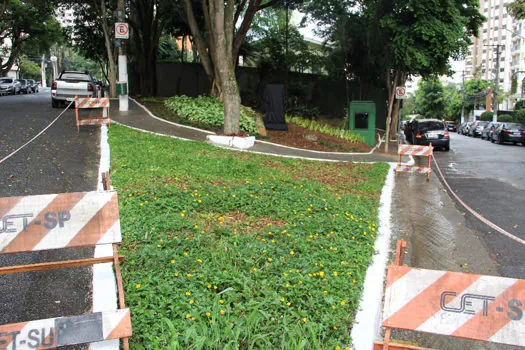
left=387, top=173, right=519, bottom=350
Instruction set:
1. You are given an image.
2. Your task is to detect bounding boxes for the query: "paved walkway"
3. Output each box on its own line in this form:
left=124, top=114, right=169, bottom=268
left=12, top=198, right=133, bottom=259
left=110, top=99, right=400, bottom=163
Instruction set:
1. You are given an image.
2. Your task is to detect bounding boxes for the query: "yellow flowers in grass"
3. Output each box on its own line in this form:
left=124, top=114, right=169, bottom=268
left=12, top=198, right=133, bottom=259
left=220, top=310, right=226, bottom=315
left=135, top=284, right=141, bottom=289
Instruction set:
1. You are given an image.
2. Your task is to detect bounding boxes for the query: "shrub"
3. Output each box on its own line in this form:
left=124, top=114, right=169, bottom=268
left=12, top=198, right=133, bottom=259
left=480, top=111, right=494, bottom=121
left=286, top=115, right=364, bottom=143
left=498, top=114, right=513, bottom=122
left=514, top=100, right=525, bottom=110
left=514, top=109, right=525, bottom=123
left=164, top=95, right=259, bottom=135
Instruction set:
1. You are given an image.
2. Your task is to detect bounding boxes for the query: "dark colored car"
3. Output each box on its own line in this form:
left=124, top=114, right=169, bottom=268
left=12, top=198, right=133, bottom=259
left=28, top=79, right=39, bottom=93
left=468, top=121, right=489, bottom=137
left=447, top=123, right=457, bottom=132
left=491, top=123, right=525, bottom=145
left=19, top=79, right=31, bottom=94
left=481, top=122, right=500, bottom=140
left=410, top=119, right=450, bottom=150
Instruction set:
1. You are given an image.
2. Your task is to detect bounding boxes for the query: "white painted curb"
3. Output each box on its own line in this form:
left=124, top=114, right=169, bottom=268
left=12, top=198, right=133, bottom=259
left=206, top=135, right=255, bottom=149
left=91, top=124, right=119, bottom=350
left=351, top=163, right=396, bottom=350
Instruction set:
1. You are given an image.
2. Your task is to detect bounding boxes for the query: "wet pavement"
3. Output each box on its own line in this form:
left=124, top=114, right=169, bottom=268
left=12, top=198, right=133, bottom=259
left=0, top=90, right=98, bottom=349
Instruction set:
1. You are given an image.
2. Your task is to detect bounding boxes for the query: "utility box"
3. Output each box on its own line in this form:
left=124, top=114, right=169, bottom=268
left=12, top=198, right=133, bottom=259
left=116, top=82, right=128, bottom=95
left=349, top=101, right=376, bottom=146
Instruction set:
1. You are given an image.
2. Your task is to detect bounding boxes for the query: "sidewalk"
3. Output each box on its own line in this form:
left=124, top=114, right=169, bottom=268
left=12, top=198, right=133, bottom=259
left=109, top=99, right=399, bottom=163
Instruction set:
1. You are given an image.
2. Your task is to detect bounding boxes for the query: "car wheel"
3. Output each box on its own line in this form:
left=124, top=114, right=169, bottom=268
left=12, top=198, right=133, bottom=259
left=513, top=142, right=517, bottom=145
left=444, top=145, right=450, bottom=151
left=497, top=135, right=502, bottom=145
left=491, top=136, right=494, bottom=143
left=51, top=99, right=59, bottom=108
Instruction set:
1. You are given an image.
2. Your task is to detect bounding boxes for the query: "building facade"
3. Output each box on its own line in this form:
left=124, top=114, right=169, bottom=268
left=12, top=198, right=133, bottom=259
left=465, top=0, right=525, bottom=110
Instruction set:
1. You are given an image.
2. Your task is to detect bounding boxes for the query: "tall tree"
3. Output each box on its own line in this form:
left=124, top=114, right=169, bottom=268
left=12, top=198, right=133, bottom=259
left=415, top=77, right=445, bottom=119
left=507, top=0, right=525, bottom=19
left=182, top=0, right=302, bottom=135
left=128, top=0, right=183, bottom=96
left=1, top=0, right=63, bottom=76
left=65, top=1, right=118, bottom=97
left=302, top=0, right=484, bottom=149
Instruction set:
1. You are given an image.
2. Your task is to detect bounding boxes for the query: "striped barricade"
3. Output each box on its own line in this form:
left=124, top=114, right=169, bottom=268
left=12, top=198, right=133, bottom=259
left=395, top=144, right=433, bottom=181
left=75, top=97, right=110, bottom=132
left=376, top=241, right=525, bottom=349
left=0, top=309, right=131, bottom=349
left=0, top=190, right=132, bottom=349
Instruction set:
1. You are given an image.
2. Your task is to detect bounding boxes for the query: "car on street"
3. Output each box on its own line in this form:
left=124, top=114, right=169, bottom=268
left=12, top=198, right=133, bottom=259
left=51, top=70, right=100, bottom=108
left=28, top=79, right=39, bottom=93
left=481, top=122, right=500, bottom=140
left=0, top=77, right=17, bottom=95
left=463, top=121, right=475, bottom=136
left=447, top=122, right=457, bottom=132
left=490, top=122, right=525, bottom=145
left=19, top=79, right=31, bottom=94
left=468, top=120, right=489, bottom=137
left=409, top=119, right=450, bottom=150
left=458, top=122, right=467, bottom=135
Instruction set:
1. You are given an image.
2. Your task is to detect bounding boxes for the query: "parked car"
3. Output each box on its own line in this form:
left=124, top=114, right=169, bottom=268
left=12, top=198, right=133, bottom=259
left=458, top=122, right=467, bottom=135
left=51, top=70, right=100, bottom=108
left=468, top=121, right=489, bottom=137
left=19, top=79, right=31, bottom=94
left=28, top=79, right=39, bottom=93
left=410, top=119, right=450, bottom=150
left=463, top=121, right=475, bottom=135
left=0, top=77, right=13, bottom=95
left=481, top=122, right=500, bottom=140
left=447, top=122, right=457, bottom=132
left=491, top=123, right=525, bottom=145
left=13, top=79, right=21, bottom=94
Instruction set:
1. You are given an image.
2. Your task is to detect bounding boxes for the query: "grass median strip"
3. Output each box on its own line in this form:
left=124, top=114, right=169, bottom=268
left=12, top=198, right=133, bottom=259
left=109, top=124, right=389, bottom=348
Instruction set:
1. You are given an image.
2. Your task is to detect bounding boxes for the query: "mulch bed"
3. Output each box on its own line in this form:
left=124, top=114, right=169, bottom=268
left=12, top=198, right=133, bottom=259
left=264, top=123, right=372, bottom=153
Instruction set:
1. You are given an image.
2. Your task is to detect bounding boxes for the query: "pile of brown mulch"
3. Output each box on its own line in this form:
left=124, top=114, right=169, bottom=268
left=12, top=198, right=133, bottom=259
left=263, top=123, right=372, bottom=153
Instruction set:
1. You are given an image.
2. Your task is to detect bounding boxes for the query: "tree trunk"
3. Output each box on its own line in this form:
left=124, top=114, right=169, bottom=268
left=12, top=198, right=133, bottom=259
left=100, top=0, right=116, bottom=97
left=384, top=69, right=397, bottom=152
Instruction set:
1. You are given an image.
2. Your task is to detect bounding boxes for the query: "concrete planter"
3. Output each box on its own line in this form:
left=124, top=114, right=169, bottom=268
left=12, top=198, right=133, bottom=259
left=206, top=135, right=255, bottom=149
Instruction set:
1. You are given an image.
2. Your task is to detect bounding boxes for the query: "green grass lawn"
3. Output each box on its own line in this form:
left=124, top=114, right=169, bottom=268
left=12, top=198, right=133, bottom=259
left=109, top=124, right=389, bottom=349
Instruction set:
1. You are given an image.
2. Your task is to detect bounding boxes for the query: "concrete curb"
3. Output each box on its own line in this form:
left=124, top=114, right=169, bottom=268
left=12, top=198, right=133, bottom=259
left=351, top=163, right=396, bottom=349
left=91, top=124, right=119, bottom=350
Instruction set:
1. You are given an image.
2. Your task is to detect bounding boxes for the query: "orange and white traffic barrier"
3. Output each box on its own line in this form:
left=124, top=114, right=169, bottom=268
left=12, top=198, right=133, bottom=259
left=0, top=309, right=131, bottom=349
left=0, top=191, right=120, bottom=254
left=395, top=143, right=433, bottom=180
left=383, top=265, right=525, bottom=347
left=397, top=145, right=433, bottom=157
left=75, top=97, right=110, bottom=132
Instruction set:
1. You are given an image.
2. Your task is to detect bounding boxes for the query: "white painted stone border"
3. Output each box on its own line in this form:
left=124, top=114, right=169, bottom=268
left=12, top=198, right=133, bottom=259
left=91, top=124, right=119, bottom=350
left=351, top=163, right=396, bottom=350
left=206, top=135, right=255, bottom=149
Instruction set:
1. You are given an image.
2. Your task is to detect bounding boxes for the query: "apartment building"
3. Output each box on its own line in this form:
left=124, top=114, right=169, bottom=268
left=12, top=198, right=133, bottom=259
left=465, top=0, right=525, bottom=110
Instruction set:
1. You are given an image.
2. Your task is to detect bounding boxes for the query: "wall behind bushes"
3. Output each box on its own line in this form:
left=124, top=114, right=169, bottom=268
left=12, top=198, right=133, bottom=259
left=131, top=62, right=388, bottom=129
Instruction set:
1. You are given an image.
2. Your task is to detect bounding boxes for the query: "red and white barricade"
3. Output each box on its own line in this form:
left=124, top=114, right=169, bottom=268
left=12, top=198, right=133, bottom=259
left=375, top=241, right=525, bottom=349
left=75, top=97, right=110, bottom=132
left=0, top=190, right=132, bottom=349
left=395, top=144, right=433, bottom=180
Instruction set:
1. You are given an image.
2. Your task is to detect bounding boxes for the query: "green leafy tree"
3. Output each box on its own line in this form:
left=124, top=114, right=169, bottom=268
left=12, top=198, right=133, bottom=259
left=302, top=0, right=484, bottom=149
left=464, top=79, right=490, bottom=114
left=507, top=0, right=525, bottom=19
left=400, top=95, right=416, bottom=118
left=415, top=77, right=446, bottom=119
left=248, top=8, right=322, bottom=73
left=183, top=0, right=304, bottom=135
left=18, top=58, right=41, bottom=79
left=0, top=1, right=63, bottom=76
left=443, top=83, right=462, bottom=121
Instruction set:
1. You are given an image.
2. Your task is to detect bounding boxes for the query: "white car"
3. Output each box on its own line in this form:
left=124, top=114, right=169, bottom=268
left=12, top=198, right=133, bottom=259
left=51, top=71, right=102, bottom=108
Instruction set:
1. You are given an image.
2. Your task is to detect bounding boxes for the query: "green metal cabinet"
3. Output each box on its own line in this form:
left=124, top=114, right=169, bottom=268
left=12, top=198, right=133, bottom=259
left=349, top=101, right=376, bottom=146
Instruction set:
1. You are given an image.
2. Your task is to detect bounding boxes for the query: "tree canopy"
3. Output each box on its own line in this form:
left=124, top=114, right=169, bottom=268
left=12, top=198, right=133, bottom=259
left=1, top=0, right=63, bottom=76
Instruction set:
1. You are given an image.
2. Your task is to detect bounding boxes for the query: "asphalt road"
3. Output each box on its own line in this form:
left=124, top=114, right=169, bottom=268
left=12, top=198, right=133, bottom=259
left=433, top=132, right=525, bottom=279
left=0, top=89, right=100, bottom=333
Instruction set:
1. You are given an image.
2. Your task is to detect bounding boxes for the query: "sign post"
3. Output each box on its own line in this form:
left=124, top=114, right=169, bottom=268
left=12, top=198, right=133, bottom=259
left=115, top=20, right=129, bottom=112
